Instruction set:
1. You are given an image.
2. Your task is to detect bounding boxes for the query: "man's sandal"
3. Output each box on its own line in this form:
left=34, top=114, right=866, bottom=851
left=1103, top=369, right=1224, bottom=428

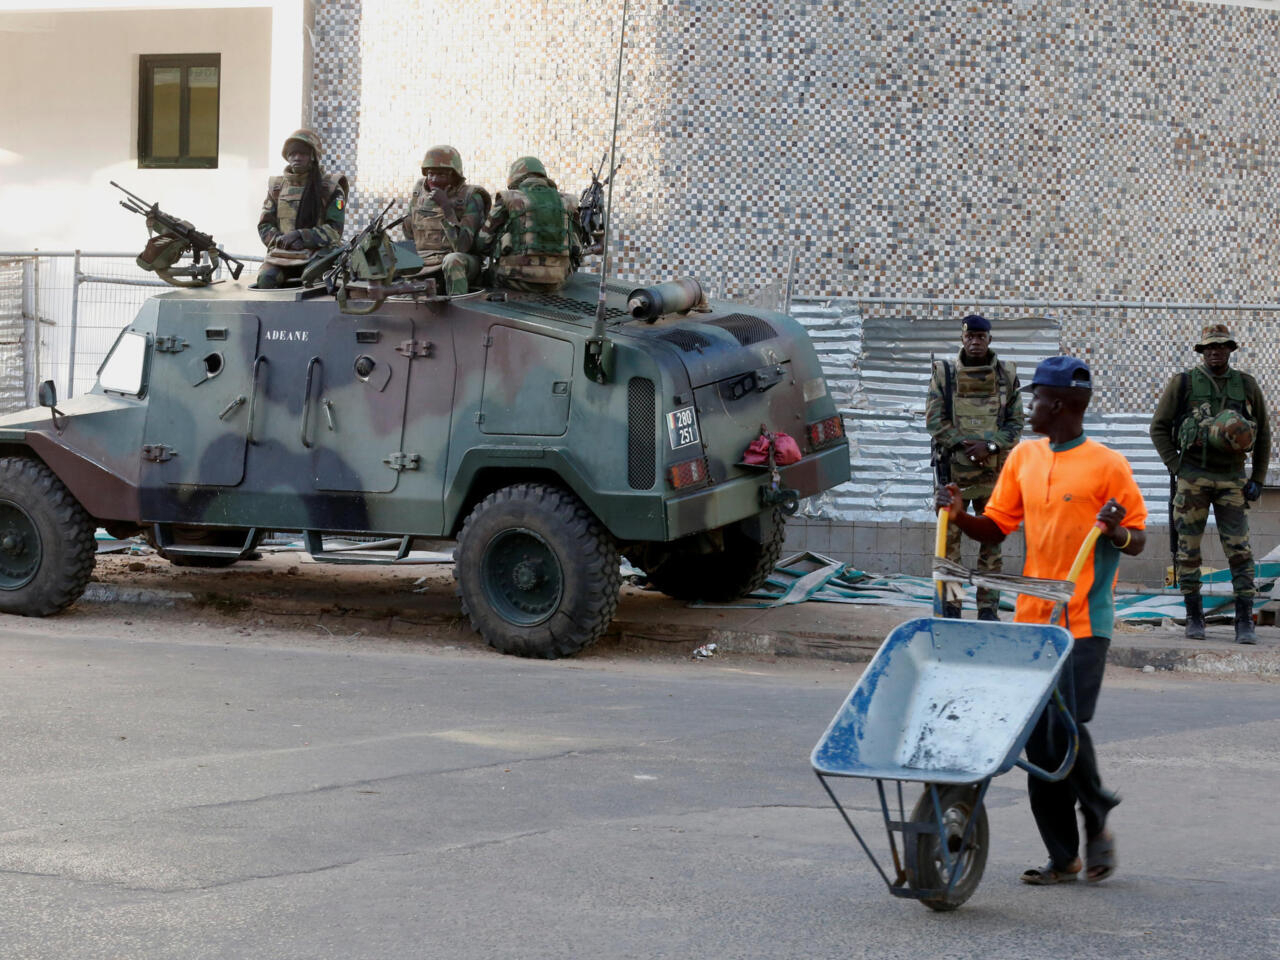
left=1020, top=859, right=1081, bottom=885
left=1086, top=831, right=1117, bottom=883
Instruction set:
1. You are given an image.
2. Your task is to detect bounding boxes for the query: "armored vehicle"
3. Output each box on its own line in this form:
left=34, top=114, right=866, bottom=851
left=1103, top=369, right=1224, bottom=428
left=0, top=265, right=849, bottom=658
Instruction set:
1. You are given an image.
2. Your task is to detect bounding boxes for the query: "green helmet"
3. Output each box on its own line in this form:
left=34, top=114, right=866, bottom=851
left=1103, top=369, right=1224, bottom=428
left=421, top=144, right=464, bottom=178
left=282, top=128, right=322, bottom=161
left=507, top=156, right=547, bottom=188
left=1209, top=409, right=1256, bottom=454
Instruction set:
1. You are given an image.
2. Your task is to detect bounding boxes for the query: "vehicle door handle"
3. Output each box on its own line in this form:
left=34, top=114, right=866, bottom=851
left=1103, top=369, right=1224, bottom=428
left=300, top=356, right=320, bottom=448
left=247, top=356, right=268, bottom=444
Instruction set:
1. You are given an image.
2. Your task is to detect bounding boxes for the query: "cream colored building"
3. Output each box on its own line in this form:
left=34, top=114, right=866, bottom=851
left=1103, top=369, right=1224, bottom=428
left=0, top=0, right=312, bottom=254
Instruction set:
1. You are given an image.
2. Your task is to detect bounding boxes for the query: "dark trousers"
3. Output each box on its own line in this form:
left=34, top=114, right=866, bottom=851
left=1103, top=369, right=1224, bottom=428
left=1024, top=635, right=1120, bottom=870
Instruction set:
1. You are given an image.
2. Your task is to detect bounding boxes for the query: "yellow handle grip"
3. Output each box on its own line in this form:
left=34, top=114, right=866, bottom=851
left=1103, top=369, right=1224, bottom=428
left=934, top=508, right=950, bottom=611
left=1065, top=523, right=1106, bottom=586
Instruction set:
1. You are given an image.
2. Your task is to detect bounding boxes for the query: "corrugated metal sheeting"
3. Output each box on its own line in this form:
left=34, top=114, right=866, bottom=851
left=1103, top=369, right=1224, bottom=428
left=791, top=298, right=1179, bottom=522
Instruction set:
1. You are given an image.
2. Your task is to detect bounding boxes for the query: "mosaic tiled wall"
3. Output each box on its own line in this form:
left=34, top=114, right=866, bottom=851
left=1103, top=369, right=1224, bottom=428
left=311, top=0, right=1280, bottom=302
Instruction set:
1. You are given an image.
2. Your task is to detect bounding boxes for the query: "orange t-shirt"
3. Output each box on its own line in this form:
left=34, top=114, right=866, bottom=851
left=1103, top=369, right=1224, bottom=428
left=983, top=435, right=1147, bottom=639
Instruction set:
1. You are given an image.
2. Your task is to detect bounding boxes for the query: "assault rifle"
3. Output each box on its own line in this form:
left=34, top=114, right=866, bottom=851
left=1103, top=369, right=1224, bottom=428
left=111, top=181, right=245, bottom=285
left=304, top=201, right=434, bottom=314
left=577, top=151, right=623, bottom=256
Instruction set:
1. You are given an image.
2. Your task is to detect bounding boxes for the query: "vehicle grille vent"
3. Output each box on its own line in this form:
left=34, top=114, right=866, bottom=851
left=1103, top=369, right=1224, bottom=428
left=505, top=304, right=581, bottom=324
left=605, top=280, right=636, bottom=294
left=708, top=313, right=777, bottom=346
left=627, top=377, right=657, bottom=490
left=526, top=293, right=628, bottom=321
left=657, top=329, right=712, bottom=353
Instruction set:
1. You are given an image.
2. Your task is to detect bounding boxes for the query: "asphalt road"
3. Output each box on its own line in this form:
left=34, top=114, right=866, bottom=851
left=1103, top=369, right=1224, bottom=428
left=0, top=618, right=1276, bottom=960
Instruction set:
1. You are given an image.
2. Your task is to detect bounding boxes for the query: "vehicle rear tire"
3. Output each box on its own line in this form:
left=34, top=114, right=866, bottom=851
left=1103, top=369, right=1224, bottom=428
left=0, top=456, right=96, bottom=616
left=148, top=527, right=262, bottom=568
left=906, top=783, right=989, bottom=911
left=632, top=508, right=784, bottom=602
left=454, top=483, right=620, bottom=659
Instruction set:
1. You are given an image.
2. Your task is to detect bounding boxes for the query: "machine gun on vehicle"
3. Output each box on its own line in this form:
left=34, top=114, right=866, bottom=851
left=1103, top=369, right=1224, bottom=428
left=577, top=151, right=623, bottom=256
left=112, top=181, right=245, bottom=287
left=302, top=200, right=436, bottom=314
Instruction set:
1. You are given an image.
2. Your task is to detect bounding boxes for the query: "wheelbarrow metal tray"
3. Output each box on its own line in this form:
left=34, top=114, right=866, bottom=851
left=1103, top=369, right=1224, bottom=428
left=811, top=617, right=1073, bottom=784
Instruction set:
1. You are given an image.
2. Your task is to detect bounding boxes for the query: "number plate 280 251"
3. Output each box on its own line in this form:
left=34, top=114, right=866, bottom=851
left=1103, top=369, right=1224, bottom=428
left=666, top=406, right=700, bottom=449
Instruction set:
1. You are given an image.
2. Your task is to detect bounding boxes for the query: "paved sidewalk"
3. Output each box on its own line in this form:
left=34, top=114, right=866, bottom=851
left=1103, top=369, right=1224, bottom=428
left=83, top=552, right=1280, bottom=676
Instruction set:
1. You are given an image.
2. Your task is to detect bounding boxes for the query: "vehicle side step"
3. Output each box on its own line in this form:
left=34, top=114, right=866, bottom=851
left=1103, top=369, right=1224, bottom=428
left=151, top=525, right=259, bottom=559
left=302, top=531, right=415, bottom=565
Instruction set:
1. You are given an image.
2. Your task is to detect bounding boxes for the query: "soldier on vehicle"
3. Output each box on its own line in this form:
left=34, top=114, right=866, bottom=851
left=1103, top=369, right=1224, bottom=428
left=256, top=129, right=349, bottom=289
left=1149, top=324, right=1270, bottom=644
left=925, top=314, right=1024, bottom=620
left=401, top=145, right=490, bottom=297
left=477, top=157, right=582, bottom=293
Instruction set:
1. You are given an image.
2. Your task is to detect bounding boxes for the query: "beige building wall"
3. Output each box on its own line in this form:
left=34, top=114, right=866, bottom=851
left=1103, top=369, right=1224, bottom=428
left=0, top=3, right=302, bottom=255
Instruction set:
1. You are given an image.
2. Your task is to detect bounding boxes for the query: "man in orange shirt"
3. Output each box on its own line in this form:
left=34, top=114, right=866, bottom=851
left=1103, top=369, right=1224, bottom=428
left=938, top=355, right=1147, bottom=887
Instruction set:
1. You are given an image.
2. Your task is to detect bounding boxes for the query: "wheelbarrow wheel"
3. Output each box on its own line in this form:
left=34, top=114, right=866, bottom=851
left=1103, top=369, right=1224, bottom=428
left=907, top=783, right=989, bottom=911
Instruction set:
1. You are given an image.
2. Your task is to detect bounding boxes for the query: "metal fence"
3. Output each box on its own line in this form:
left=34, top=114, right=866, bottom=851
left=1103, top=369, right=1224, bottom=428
left=792, top=295, right=1280, bottom=522
left=0, top=251, right=261, bottom=406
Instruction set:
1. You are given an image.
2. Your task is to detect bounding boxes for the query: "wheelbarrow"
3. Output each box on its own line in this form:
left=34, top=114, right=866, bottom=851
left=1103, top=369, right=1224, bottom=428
left=809, top=512, right=1104, bottom=910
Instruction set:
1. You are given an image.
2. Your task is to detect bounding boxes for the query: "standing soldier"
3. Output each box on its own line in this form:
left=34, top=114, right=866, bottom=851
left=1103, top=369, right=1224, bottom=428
left=402, top=145, right=490, bottom=296
left=1149, top=324, right=1270, bottom=644
left=925, top=315, right=1024, bottom=620
left=256, top=129, right=348, bottom=288
left=477, top=157, right=581, bottom=293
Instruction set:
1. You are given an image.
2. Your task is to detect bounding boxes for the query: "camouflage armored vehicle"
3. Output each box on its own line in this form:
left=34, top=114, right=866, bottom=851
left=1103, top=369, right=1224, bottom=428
left=0, top=241, right=849, bottom=658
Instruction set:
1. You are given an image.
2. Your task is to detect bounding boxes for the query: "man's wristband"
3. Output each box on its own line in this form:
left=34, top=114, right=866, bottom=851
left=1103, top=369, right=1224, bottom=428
left=1114, top=527, right=1132, bottom=550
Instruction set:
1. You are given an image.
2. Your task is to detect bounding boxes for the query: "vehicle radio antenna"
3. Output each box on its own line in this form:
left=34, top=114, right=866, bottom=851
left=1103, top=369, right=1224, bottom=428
left=585, top=0, right=628, bottom=384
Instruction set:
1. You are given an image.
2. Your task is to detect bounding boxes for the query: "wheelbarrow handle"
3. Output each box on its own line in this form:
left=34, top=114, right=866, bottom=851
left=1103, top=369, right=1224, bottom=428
left=1065, top=522, right=1107, bottom=586
left=1014, top=687, right=1080, bottom=782
left=934, top=508, right=949, bottom=615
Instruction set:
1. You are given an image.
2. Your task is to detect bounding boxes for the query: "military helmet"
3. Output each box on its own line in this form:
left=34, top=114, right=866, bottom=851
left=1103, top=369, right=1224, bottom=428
left=421, top=144, right=464, bottom=178
left=1208, top=409, right=1255, bottom=454
left=1194, top=323, right=1238, bottom=353
left=281, top=128, right=322, bottom=161
left=507, top=156, right=547, bottom=188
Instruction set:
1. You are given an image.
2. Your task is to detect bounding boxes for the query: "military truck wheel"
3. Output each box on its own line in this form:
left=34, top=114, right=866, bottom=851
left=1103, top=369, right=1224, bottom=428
left=633, top=508, right=784, bottom=603
left=454, top=483, right=620, bottom=659
left=0, top=457, right=96, bottom=616
left=148, top=527, right=263, bottom=568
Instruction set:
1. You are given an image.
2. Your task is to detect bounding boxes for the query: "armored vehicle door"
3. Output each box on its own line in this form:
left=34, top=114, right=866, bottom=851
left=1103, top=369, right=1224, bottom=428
left=142, top=313, right=260, bottom=486
left=308, top=313, right=413, bottom=492
left=479, top=325, right=573, bottom=436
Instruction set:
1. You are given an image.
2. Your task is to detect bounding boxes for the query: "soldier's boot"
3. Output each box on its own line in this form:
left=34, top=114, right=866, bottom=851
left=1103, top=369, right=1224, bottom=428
left=1234, top=596, right=1258, bottom=645
left=1184, top=594, right=1206, bottom=641
left=977, top=607, right=1000, bottom=622
left=941, top=603, right=962, bottom=619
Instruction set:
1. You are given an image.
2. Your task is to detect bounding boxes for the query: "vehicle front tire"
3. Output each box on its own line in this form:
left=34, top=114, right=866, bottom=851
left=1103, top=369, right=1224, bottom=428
left=454, top=483, right=620, bottom=659
left=631, top=508, right=784, bottom=602
left=0, top=457, right=96, bottom=616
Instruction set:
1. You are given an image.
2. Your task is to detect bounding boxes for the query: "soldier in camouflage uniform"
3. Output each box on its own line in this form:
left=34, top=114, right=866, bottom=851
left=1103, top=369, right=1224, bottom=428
left=401, top=145, right=490, bottom=296
left=477, top=157, right=582, bottom=293
left=256, top=129, right=349, bottom=289
left=1150, top=324, right=1270, bottom=643
left=925, top=315, right=1024, bottom=620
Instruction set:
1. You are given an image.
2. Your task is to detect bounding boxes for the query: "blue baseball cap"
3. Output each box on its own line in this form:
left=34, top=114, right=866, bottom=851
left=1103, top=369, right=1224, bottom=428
left=1024, top=355, right=1092, bottom=391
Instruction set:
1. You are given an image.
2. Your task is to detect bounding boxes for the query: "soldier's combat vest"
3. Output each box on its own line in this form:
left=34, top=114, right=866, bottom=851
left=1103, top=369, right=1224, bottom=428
left=407, top=181, right=490, bottom=269
left=494, top=178, right=575, bottom=290
left=937, top=357, right=1015, bottom=464
left=500, top=180, right=570, bottom=258
left=1175, top=367, right=1257, bottom=471
left=267, top=172, right=347, bottom=237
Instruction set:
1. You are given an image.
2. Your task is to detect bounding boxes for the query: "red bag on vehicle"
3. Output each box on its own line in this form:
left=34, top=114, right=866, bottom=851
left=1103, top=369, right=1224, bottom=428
left=743, top=431, right=801, bottom=466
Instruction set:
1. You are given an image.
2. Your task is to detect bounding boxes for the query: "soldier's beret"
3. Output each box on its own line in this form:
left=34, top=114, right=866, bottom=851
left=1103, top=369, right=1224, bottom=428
left=961, top=314, right=991, bottom=333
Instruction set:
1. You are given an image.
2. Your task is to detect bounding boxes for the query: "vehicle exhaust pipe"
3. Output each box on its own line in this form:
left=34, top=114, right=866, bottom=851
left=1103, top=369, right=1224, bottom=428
left=627, top=278, right=707, bottom=322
